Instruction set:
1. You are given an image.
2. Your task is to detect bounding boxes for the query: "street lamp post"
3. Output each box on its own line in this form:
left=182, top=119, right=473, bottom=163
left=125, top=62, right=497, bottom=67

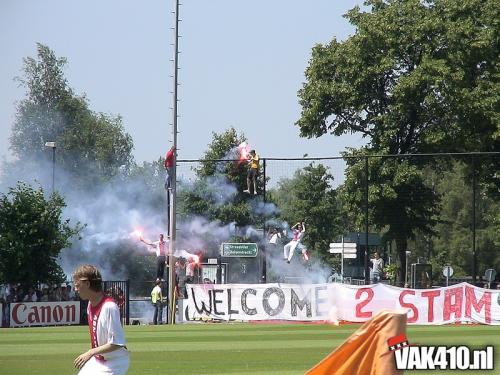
left=44, top=142, right=56, bottom=194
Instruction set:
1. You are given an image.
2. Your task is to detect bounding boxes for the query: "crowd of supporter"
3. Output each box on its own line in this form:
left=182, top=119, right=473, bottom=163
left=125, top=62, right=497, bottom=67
left=0, top=282, right=77, bottom=303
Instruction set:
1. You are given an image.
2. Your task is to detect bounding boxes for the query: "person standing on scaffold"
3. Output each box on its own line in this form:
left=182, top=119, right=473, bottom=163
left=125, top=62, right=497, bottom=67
left=243, top=149, right=259, bottom=195
left=283, top=222, right=308, bottom=263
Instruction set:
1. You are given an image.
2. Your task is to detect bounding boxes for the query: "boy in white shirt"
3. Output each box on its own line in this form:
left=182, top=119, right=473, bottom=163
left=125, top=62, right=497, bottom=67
left=73, top=264, right=129, bottom=375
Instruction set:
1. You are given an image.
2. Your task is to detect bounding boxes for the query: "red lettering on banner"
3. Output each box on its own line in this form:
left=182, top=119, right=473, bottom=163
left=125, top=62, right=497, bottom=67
left=465, top=286, right=491, bottom=324
left=65, top=304, right=76, bottom=321
left=355, top=288, right=374, bottom=318
left=40, top=306, right=51, bottom=323
left=28, top=307, right=40, bottom=324
left=53, top=305, right=63, bottom=322
left=421, top=290, right=440, bottom=322
left=444, top=286, right=463, bottom=321
left=11, top=304, right=26, bottom=324
left=10, top=302, right=79, bottom=327
left=399, top=290, right=418, bottom=323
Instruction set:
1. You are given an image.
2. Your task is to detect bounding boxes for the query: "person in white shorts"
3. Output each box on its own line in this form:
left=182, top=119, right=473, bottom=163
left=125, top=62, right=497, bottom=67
left=73, top=264, right=129, bottom=375
left=283, top=222, right=306, bottom=263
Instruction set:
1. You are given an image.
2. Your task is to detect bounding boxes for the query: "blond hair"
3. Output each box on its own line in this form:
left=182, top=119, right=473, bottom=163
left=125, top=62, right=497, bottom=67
left=72, top=264, right=103, bottom=292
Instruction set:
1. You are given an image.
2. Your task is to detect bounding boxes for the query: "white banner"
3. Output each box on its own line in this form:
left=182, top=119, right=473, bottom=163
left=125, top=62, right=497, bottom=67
left=184, top=282, right=500, bottom=325
left=10, top=301, right=80, bottom=327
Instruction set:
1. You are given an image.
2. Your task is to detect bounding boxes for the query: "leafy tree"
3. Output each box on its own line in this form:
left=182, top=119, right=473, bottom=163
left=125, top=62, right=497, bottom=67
left=269, top=163, right=342, bottom=264
left=428, top=161, right=500, bottom=278
left=339, top=152, right=440, bottom=284
left=196, top=127, right=248, bottom=190
left=297, top=0, right=498, bottom=155
left=0, top=183, right=83, bottom=287
left=296, top=0, right=499, bottom=283
left=178, top=128, right=256, bottom=228
left=7, top=43, right=134, bottom=191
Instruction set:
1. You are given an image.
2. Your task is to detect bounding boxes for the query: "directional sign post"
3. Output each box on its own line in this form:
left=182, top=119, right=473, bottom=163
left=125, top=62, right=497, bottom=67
left=329, top=243, right=357, bottom=254
left=342, top=253, right=357, bottom=259
left=442, top=265, right=454, bottom=287
left=484, top=269, right=497, bottom=289
left=220, top=243, right=258, bottom=257
left=329, top=239, right=357, bottom=282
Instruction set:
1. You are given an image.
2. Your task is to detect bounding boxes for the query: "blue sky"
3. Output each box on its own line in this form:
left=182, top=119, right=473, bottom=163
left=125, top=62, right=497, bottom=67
left=0, top=0, right=366, bottom=165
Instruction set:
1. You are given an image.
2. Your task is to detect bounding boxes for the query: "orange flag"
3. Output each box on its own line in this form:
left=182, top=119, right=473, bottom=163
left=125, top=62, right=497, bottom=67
left=306, top=310, right=407, bottom=375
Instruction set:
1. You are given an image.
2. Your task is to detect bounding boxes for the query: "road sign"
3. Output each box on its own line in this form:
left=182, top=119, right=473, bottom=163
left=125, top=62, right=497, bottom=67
left=220, top=243, right=258, bottom=257
left=329, top=248, right=357, bottom=254
left=485, top=269, right=497, bottom=282
left=343, top=253, right=357, bottom=259
left=329, top=242, right=357, bottom=254
left=330, top=242, right=357, bottom=249
left=442, top=266, right=454, bottom=278
left=329, top=241, right=358, bottom=281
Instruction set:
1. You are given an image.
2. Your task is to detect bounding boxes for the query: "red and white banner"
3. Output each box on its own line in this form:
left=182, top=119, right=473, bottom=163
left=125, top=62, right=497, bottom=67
left=184, top=282, right=500, bottom=325
left=10, top=301, right=80, bottom=327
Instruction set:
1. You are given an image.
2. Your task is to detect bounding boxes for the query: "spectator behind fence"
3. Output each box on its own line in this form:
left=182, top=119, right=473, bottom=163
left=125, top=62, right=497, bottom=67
left=40, top=286, right=49, bottom=302
left=67, top=284, right=76, bottom=300
left=16, top=287, right=24, bottom=302
left=61, top=284, right=69, bottom=301
left=23, top=287, right=38, bottom=302
left=370, top=252, right=384, bottom=283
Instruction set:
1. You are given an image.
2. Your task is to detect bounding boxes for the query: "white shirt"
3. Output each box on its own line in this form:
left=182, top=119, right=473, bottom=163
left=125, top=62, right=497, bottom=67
left=24, top=292, right=38, bottom=302
left=88, top=300, right=128, bottom=361
left=292, top=225, right=306, bottom=242
left=79, top=299, right=129, bottom=375
left=371, top=258, right=384, bottom=274
left=269, top=232, right=281, bottom=244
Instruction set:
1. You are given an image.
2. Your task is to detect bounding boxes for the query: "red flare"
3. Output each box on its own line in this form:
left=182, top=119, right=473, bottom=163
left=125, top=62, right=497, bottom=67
left=131, top=228, right=143, bottom=239
left=238, top=142, right=250, bottom=165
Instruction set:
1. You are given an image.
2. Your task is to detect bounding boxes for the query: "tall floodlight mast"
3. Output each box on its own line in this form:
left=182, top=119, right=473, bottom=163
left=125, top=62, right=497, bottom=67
left=168, top=0, right=180, bottom=324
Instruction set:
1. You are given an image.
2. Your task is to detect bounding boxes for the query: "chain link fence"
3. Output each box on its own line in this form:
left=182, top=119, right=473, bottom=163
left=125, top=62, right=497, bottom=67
left=176, top=152, right=500, bottom=287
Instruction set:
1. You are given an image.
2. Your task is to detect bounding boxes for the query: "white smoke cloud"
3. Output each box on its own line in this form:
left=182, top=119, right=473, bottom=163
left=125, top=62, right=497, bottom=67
left=1, top=148, right=334, bottom=293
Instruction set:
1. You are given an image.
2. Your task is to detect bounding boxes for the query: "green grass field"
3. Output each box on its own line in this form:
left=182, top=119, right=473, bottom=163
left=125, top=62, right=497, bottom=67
left=0, top=323, right=499, bottom=374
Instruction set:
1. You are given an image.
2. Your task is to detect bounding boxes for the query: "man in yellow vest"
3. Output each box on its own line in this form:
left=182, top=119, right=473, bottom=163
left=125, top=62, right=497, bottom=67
left=243, top=149, right=259, bottom=195
left=151, top=279, right=163, bottom=325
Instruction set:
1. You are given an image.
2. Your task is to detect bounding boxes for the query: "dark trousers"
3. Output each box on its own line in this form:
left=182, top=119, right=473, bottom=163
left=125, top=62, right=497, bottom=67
left=153, top=300, right=163, bottom=324
left=157, top=255, right=166, bottom=280
left=371, top=272, right=381, bottom=283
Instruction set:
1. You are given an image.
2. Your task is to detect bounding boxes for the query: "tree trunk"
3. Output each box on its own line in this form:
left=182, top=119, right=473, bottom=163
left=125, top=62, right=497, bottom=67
left=395, top=237, right=408, bottom=287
